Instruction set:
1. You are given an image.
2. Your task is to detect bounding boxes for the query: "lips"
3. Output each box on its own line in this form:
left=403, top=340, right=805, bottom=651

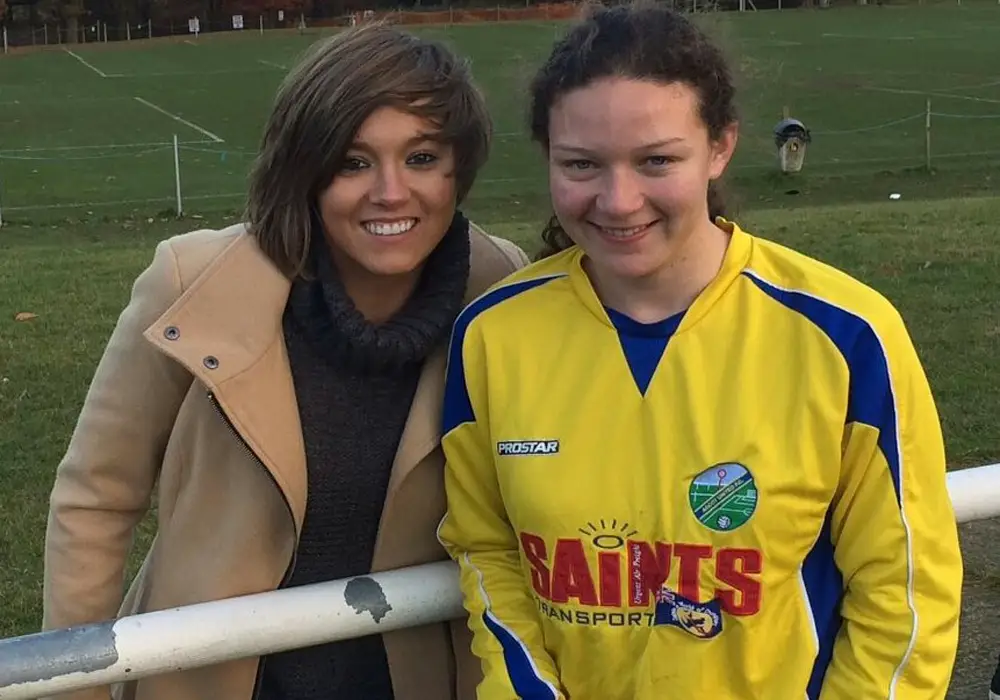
left=591, top=221, right=658, bottom=240
left=362, top=218, right=418, bottom=236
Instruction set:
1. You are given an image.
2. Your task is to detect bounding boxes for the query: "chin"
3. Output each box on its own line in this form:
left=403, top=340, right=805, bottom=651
left=605, top=258, right=664, bottom=281
left=361, top=252, right=429, bottom=278
left=583, top=243, right=663, bottom=280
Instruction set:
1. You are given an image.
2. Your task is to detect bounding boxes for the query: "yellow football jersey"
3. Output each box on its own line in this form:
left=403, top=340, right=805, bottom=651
left=437, top=220, right=962, bottom=700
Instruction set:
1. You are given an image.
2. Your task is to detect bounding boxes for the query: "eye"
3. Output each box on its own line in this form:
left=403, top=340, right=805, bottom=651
left=644, top=155, right=676, bottom=167
left=562, top=159, right=595, bottom=171
left=407, top=151, right=438, bottom=166
left=340, top=157, right=368, bottom=173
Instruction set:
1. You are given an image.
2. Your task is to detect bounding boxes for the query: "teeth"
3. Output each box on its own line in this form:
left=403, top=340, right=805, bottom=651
left=599, top=224, right=649, bottom=238
left=364, top=219, right=416, bottom=236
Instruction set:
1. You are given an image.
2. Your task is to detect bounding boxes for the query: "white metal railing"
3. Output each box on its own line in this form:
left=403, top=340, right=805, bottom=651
left=1, top=462, right=998, bottom=699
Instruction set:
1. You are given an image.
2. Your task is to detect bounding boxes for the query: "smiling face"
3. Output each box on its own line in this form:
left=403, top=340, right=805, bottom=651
left=317, top=105, right=458, bottom=297
left=547, top=77, right=737, bottom=284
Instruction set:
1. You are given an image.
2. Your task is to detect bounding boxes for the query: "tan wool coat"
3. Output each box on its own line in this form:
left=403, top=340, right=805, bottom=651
left=42, top=221, right=529, bottom=700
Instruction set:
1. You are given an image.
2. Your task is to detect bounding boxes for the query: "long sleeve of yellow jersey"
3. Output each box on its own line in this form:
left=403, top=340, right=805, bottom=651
left=437, top=306, right=566, bottom=700
left=820, top=308, right=962, bottom=699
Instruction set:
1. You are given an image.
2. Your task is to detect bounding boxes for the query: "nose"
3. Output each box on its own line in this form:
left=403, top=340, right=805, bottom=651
left=595, top=167, right=644, bottom=219
left=370, top=163, right=409, bottom=207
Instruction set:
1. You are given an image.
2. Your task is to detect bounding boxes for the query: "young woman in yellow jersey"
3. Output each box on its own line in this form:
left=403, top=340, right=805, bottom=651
left=437, top=3, right=963, bottom=699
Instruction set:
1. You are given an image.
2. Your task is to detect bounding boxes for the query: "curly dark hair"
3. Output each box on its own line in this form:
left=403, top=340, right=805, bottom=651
left=528, top=1, right=738, bottom=259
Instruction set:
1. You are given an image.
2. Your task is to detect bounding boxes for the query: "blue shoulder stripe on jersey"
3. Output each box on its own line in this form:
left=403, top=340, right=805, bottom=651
left=481, top=611, right=559, bottom=699
left=742, top=270, right=902, bottom=502
left=443, top=275, right=566, bottom=434
left=744, top=269, right=902, bottom=700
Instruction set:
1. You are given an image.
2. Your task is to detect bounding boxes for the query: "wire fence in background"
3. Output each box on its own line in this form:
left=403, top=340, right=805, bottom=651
left=5, top=0, right=992, bottom=53
left=0, top=2, right=586, bottom=52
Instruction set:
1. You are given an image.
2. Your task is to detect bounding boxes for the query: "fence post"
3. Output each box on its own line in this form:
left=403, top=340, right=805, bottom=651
left=173, top=135, right=183, bottom=216
left=2, top=27, right=7, bottom=54
left=925, top=98, right=932, bottom=171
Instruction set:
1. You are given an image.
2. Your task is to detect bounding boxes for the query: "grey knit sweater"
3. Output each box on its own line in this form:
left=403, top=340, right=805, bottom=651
left=255, top=212, right=471, bottom=700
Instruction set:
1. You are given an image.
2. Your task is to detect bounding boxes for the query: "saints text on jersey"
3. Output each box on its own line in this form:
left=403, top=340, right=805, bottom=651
left=519, top=519, right=763, bottom=633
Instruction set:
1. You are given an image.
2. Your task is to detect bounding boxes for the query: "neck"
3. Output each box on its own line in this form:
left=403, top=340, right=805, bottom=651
left=589, top=217, right=730, bottom=324
left=336, top=262, right=423, bottom=325
left=283, top=211, right=472, bottom=376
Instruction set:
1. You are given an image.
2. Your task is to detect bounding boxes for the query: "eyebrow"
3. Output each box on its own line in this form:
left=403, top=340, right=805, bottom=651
left=550, top=137, right=686, bottom=155
left=350, top=132, right=442, bottom=150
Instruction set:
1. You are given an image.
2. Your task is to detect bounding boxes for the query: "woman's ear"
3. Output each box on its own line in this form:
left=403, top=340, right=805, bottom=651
left=708, top=122, right=739, bottom=181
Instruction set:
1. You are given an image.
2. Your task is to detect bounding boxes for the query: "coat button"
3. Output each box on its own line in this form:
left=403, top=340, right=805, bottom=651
left=203, top=356, right=219, bottom=370
left=163, top=326, right=180, bottom=341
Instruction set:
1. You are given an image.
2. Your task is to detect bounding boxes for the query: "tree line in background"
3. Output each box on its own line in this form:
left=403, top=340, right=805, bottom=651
left=1, top=0, right=520, bottom=40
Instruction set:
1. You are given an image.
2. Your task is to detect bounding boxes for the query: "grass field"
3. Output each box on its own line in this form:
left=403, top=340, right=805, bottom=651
left=2, top=5, right=1000, bottom=698
left=3, top=197, right=1000, bottom=695
left=3, top=3, right=1000, bottom=221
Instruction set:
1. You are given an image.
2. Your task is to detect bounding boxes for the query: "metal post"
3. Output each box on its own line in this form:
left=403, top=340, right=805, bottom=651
left=925, top=98, right=932, bottom=171
left=173, top=135, right=183, bottom=216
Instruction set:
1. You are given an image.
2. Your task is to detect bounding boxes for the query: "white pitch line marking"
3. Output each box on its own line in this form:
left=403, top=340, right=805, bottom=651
left=64, top=48, right=122, bottom=78
left=133, top=96, right=225, bottom=143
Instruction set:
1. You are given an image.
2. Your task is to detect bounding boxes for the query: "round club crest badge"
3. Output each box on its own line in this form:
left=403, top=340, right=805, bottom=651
left=688, top=463, right=758, bottom=532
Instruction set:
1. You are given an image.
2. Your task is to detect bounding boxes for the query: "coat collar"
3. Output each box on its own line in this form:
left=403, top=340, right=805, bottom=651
left=143, top=224, right=517, bottom=539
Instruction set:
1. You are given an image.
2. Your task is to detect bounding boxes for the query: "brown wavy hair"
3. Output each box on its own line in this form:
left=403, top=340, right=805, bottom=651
left=528, top=1, right=738, bottom=260
left=245, top=22, right=492, bottom=278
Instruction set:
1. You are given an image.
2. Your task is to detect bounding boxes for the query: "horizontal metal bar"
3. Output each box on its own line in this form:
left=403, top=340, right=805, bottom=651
left=1, top=463, right=998, bottom=699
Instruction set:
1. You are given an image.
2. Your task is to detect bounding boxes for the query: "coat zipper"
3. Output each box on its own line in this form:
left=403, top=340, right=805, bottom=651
left=207, top=390, right=298, bottom=700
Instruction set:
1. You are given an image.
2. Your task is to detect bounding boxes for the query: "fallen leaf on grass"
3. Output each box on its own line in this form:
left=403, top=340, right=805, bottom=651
left=14, top=312, right=38, bottom=322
